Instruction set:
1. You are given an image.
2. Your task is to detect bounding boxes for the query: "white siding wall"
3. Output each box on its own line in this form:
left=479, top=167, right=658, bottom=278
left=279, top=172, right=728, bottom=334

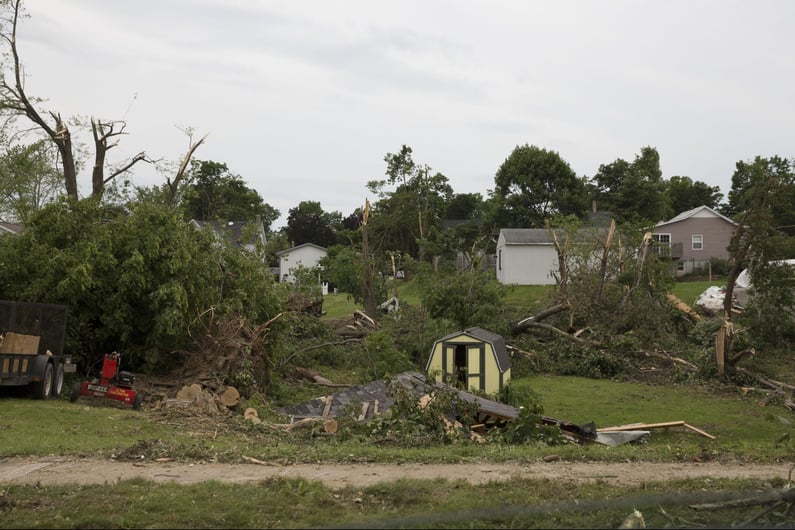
left=497, top=244, right=558, bottom=285
left=279, top=246, right=327, bottom=283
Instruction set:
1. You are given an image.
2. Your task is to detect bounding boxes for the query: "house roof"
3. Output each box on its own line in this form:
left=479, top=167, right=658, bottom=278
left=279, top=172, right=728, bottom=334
left=655, top=205, right=737, bottom=229
left=276, top=242, right=327, bottom=256
left=190, top=219, right=265, bottom=248
left=432, top=327, right=511, bottom=373
left=499, top=227, right=609, bottom=246
left=499, top=228, right=556, bottom=245
left=0, top=222, right=23, bottom=235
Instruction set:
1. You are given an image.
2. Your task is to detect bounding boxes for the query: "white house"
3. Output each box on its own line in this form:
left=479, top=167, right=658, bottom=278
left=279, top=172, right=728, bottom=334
left=495, top=229, right=559, bottom=285
left=277, top=243, right=327, bottom=283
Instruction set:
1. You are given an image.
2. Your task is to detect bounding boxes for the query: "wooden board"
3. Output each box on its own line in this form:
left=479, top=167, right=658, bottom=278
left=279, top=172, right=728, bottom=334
left=0, top=333, right=40, bottom=355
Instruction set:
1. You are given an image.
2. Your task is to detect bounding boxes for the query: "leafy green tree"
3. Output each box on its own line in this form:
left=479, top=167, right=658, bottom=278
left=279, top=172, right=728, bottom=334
left=0, top=140, right=62, bottom=222
left=490, top=144, right=588, bottom=228
left=665, top=176, right=723, bottom=214
left=444, top=192, right=486, bottom=221
left=319, top=244, right=387, bottom=305
left=0, top=197, right=280, bottom=371
left=726, top=155, right=795, bottom=237
left=283, top=200, right=340, bottom=248
left=181, top=160, right=279, bottom=229
left=368, top=146, right=453, bottom=260
left=417, top=268, right=507, bottom=331
left=725, top=156, right=795, bottom=348
left=591, top=146, right=672, bottom=225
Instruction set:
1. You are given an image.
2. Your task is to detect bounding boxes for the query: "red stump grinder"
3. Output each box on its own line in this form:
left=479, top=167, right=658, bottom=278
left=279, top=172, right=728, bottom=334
left=70, top=351, right=142, bottom=410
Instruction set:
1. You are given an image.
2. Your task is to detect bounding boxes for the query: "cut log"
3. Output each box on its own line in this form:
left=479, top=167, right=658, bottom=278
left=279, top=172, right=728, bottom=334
left=219, top=386, right=240, bottom=407
left=176, top=384, right=201, bottom=401
left=323, top=419, right=338, bottom=434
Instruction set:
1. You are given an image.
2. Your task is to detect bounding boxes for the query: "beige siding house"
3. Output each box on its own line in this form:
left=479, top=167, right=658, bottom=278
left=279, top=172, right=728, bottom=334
left=652, top=205, right=738, bottom=276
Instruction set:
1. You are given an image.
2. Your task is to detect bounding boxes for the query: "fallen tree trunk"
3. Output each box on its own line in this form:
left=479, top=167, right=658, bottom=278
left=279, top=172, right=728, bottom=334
left=288, top=366, right=352, bottom=388
left=512, top=303, right=572, bottom=334
left=518, top=321, right=601, bottom=346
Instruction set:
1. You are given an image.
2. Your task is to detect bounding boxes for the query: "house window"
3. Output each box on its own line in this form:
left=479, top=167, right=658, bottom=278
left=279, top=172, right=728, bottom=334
left=498, top=249, right=502, bottom=271
left=692, top=234, right=703, bottom=251
left=652, top=233, right=671, bottom=255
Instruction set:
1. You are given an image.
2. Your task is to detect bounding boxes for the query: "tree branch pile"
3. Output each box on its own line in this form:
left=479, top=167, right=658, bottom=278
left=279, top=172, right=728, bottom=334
left=148, top=310, right=281, bottom=404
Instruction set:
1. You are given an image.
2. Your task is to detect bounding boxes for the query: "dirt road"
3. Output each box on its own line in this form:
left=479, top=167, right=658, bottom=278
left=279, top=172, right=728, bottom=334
left=0, top=456, right=791, bottom=490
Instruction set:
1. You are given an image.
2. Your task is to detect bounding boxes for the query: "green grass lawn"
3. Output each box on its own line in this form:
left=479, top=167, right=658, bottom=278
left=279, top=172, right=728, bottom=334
left=322, top=277, right=724, bottom=320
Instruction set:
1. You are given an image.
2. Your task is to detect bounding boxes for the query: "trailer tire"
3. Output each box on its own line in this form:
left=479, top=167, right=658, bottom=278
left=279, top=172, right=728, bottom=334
left=70, top=381, right=82, bottom=403
left=132, top=392, right=143, bottom=411
left=32, top=362, right=54, bottom=400
left=51, top=363, right=65, bottom=398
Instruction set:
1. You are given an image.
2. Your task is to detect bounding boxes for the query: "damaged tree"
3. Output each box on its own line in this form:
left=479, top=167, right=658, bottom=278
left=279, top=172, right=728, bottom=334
left=511, top=218, right=676, bottom=351
left=0, top=0, right=205, bottom=203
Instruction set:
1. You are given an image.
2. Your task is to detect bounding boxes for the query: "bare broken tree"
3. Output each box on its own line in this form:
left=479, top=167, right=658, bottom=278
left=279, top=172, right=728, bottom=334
left=0, top=0, right=156, bottom=201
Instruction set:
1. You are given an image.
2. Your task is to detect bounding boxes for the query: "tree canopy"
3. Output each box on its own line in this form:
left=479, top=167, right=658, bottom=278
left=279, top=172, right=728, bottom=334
left=490, top=144, right=588, bottom=228
left=181, top=160, right=279, bottom=230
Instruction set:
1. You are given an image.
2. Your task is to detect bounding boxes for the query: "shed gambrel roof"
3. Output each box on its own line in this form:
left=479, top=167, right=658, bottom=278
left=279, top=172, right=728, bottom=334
left=654, top=205, right=737, bottom=229
left=433, top=327, right=511, bottom=374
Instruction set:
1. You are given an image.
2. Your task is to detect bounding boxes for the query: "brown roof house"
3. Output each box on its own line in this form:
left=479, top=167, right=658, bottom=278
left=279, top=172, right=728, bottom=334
left=652, top=205, right=738, bottom=276
left=425, top=327, right=511, bottom=395
left=0, top=222, right=23, bottom=236
left=190, top=218, right=267, bottom=252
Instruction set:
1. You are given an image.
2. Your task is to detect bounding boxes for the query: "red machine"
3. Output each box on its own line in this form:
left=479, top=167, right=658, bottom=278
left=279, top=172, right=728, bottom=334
left=70, top=352, right=142, bottom=410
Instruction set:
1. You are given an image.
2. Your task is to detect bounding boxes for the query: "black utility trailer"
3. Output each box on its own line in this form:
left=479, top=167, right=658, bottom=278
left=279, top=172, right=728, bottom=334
left=0, top=300, right=75, bottom=398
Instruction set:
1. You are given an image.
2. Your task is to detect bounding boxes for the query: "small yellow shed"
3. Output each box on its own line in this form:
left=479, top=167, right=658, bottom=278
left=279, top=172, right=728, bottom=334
left=425, top=327, right=511, bottom=394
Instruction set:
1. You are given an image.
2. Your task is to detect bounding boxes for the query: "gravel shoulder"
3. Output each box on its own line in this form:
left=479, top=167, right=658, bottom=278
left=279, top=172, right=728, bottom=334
left=0, top=457, right=791, bottom=490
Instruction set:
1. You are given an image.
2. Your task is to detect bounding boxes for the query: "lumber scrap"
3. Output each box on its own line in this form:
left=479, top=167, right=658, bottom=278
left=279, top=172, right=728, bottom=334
left=598, top=420, right=715, bottom=440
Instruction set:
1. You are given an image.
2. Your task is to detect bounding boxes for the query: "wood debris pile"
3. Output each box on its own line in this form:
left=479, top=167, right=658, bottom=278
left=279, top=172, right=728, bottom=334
left=137, top=311, right=279, bottom=414
left=150, top=383, right=237, bottom=418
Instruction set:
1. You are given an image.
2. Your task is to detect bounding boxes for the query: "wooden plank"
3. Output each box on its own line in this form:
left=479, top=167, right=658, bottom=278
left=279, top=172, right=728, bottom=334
left=322, top=395, right=333, bottom=417
left=597, top=421, right=686, bottom=432
left=0, top=333, right=40, bottom=355
left=683, top=422, right=716, bottom=440
left=357, top=401, right=370, bottom=421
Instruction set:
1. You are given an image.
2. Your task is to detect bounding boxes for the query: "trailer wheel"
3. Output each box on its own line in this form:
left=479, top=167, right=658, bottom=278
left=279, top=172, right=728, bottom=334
left=69, top=381, right=82, bottom=403
left=32, top=362, right=54, bottom=400
left=132, top=392, right=143, bottom=411
left=51, top=363, right=65, bottom=398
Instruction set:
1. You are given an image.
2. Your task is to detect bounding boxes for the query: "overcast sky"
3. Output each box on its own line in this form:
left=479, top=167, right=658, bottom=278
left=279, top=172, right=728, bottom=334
left=17, top=1, right=795, bottom=229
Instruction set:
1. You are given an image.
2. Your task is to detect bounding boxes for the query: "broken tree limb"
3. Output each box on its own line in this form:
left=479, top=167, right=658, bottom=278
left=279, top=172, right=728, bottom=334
left=666, top=293, right=702, bottom=322
left=640, top=350, right=698, bottom=371
left=512, top=303, right=571, bottom=333
left=728, top=348, right=756, bottom=367
left=518, top=321, right=601, bottom=346
left=735, top=366, right=795, bottom=393
left=288, top=366, right=352, bottom=388
left=595, top=219, right=616, bottom=302
left=280, top=338, right=363, bottom=367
